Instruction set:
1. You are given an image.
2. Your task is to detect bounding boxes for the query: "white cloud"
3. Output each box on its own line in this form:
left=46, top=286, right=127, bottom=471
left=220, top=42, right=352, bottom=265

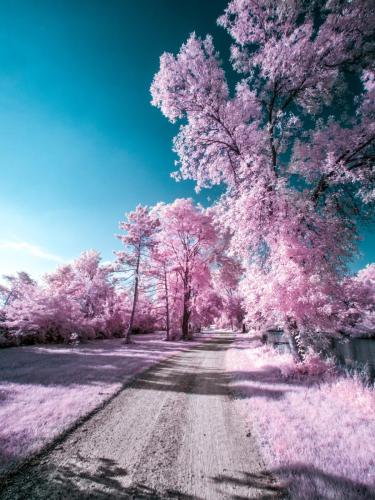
left=0, top=241, right=64, bottom=263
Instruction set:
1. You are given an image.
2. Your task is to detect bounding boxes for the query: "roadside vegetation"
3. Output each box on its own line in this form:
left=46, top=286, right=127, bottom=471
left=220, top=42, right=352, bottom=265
left=228, top=336, right=375, bottom=498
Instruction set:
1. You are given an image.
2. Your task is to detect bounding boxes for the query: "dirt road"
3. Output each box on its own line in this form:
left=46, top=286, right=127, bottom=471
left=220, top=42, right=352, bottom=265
left=0, top=334, right=284, bottom=499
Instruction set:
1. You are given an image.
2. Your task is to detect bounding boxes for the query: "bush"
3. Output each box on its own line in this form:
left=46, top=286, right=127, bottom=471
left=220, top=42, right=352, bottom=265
left=280, top=350, right=336, bottom=380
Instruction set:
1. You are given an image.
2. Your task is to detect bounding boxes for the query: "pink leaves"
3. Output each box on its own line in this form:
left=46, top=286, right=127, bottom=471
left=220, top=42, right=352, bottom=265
left=3, top=251, right=131, bottom=343
left=151, top=0, right=375, bottom=343
left=117, top=204, right=159, bottom=247
left=341, top=264, right=375, bottom=335
left=151, top=33, right=228, bottom=123
left=152, top=199, right=218, bottom=334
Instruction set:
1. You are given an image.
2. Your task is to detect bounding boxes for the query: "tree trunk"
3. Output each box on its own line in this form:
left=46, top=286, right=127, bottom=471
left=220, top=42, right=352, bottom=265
left=181, top=268, right=191, bottom=340
left=125, top=250, right=140, bottom=344
left=242, top=323, right=246, bottom=333
left=181, top=302, right=190, bottom=340
left=286, top=318, right=305, bottom=362
left=181, top=283, right=191, bottom=340
left=164, top=266, right=170, bottom=341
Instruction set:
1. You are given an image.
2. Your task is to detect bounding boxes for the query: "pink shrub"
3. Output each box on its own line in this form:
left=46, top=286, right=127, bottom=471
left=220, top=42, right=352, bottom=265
left=2, top=251, right=132, bottom=344
left=279, top=350, right=336, bottom=380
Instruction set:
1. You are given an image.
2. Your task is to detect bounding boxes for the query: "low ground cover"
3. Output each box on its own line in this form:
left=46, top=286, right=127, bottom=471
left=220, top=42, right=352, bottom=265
left=227, top=335, right=375, bottom=499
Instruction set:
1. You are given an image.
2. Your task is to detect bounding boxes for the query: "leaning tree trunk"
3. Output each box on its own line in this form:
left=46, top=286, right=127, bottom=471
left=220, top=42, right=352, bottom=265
left=286, top=317, right=306, bottom=362
left=125, top=250, right=140, bottom=344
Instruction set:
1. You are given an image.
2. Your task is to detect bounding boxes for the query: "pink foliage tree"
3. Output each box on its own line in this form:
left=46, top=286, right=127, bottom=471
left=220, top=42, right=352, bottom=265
left=45, top=250, right=125, bottom=339
left=4, top=284, right=79, bottom=343
left=147, top=245, right=174, bottom=340
left=212, top=235, right=245, bottom=331
left=115, top=205, right=159, bottom=343
left=191, top=288, right=222, bottom=332
left=341, top=264, right=375, bottom=336
left=151, top=0, right=375, bottom=359
left=3, top=251, right=128, bottom=344
left=0, top=272, right=36, bottom=308
left=152, top=199, right=217, bottom=339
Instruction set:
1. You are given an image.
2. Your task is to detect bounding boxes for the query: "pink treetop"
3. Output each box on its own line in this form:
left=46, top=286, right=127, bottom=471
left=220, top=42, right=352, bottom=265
left=152, top=199, right=217, bottom=264
left=0, top=272, right=36, bottom=307
left=116, top=204, right=159, bottom=267
left=152, top=0, right=374, bottom=202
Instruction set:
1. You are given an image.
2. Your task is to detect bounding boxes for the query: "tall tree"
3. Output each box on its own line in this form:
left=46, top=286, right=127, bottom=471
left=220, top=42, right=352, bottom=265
left=116, top=205, right=159, bottom=343
left=148, top=246, right=173, bottom=340
left=213, top=255, right=245, bottom=331
left=153, top=199, right=217, bottom=339
left=151, top=0, right=375, bottom=359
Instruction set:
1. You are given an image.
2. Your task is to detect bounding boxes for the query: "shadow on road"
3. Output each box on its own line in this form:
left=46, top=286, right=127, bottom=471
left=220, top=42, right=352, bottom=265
left=0, top=455, right=200, bottom=500
left=0, top=338, right=186, bottom=388
left=212, top=463, right=375, bottom=500
left=129, top=338, right=319, bottom=399
left=212, top=470, right=286, bottom=499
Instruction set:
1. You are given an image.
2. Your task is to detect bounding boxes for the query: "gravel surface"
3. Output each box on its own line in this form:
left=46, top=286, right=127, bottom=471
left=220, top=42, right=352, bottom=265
left=0, top=334, right=285, bottom=499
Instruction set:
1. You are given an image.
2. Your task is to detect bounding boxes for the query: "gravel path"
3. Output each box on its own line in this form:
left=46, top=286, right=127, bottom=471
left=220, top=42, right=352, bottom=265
left=0, top=334, right=285, bottom=499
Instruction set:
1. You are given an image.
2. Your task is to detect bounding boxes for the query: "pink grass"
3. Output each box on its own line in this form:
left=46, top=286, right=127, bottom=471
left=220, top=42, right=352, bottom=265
left=227, top=335, right=375, bottom=499
left=0, top=333, right=210, bottom=476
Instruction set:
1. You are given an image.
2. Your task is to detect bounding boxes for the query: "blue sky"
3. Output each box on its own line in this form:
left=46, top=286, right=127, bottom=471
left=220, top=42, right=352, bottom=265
left=0, top=0, right=373, bottom=279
